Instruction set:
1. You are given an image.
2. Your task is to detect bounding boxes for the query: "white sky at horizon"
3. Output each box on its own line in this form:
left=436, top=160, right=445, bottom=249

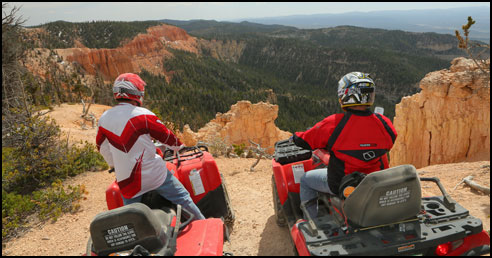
left=4, top=2, right=490, bottom=27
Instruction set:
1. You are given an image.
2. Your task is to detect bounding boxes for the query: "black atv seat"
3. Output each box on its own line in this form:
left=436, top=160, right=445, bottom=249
left=343, top=164, right=422, bottom=228
left=90, top=202, right=174, bottom=256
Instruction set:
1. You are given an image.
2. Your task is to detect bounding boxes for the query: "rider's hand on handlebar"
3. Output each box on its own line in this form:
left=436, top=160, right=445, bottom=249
left=168, top=144, right=185, bottom=154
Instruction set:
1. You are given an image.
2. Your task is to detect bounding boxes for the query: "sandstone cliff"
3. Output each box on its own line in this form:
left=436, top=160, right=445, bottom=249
left=178, top=101, right=292, bottom=154
left=390, top=57, right=490, bottom=168
left=60, top=24, right=199, bottom=82
left=26, top=24, right=199, bottom=83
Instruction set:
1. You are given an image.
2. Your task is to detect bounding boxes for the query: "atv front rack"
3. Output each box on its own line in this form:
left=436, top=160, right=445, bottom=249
left=274, top=139, right=312, bottom=165
left=164, top=145, right=209, bottom=167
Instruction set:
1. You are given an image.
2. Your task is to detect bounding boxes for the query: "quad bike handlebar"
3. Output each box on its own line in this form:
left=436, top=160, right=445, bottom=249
left=164, top=145, right=209, bottom=167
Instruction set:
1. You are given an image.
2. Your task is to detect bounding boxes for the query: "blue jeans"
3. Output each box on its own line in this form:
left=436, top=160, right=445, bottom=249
left=122, top=169, right=205, bottom=221
left=299, top=168, right=334, bottom=220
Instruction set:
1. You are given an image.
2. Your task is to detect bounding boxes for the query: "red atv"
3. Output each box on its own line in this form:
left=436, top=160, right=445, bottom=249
left=85, top=145, right=234, bottom=256
left=272, top=139, right=490, bottom=256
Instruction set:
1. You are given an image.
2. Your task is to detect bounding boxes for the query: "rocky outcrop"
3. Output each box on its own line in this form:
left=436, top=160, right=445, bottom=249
left=390, top=57, right=490, bottom=168
left=198, top=39, right=247, bottom=63
left=178, top=101, right=292, bottom=154
left=53, top=24, right=199, bottom=82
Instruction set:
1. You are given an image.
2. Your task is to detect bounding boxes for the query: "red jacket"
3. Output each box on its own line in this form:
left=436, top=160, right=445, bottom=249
left=293, top=109, right=397, bottom=194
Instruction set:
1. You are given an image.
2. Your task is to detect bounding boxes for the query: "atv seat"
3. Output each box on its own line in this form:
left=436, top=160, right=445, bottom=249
left=89, top=202, right=174, bottom=256
left=343, top=164, right=422, bottom=228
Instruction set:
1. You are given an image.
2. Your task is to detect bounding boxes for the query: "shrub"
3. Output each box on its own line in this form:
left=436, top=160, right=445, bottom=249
left=233, top=143, right=247, bottom=156
left=31, top=180, right=87, bottom=222
left=2, top=180, right=87, bottom=239
left=199, top=136, right=230, bottom=157
left=2, top=190, right=35, bottom=239
left=2, top=139, right=107, bottom=194
left=2, top=140, right=107, bottom=241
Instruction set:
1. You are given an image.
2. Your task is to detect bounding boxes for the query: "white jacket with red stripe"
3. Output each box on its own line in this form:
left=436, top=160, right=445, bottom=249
left=96, top=103, right=182, bottom=199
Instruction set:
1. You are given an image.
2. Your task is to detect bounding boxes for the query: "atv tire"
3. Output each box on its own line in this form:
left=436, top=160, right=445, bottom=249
left=220, top=174, right=235, bottom=235
left=272, top=175, right=287, bottom=227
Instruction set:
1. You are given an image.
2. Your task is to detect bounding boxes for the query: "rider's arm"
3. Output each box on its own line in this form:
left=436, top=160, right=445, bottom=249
left=145, top=114, right=183, bottom=148
left=292, top=134, right=313, bottom=150
left=293, top=114, right=339, bottom=150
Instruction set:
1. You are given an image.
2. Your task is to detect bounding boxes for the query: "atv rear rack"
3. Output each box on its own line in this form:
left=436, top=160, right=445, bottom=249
left=296, top=176, right=486, bottom=256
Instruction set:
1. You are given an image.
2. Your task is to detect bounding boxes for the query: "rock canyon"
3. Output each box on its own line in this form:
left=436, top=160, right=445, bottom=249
left=22, top=24, right=490, bottom=166
left=390, top=57, right=490, bottom=168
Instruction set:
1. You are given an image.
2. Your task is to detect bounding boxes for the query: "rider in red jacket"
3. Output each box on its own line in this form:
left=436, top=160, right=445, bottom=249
left=293, top=72, right=397, bottom=219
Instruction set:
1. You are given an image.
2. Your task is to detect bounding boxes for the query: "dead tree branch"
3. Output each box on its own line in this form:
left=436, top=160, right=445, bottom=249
left=248, top=140, right=273, bottom=172
left=463, top=176, right=490, bottom=195
left=454, top=175, right=490, bottom=195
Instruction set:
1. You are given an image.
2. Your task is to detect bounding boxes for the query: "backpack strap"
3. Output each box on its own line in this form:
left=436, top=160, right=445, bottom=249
left=326, top=113, right=352, bottom=151
left=374, top=113, right=396, bottom=143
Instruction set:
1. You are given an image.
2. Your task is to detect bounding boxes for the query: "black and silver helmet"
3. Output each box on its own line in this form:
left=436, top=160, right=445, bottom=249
left=337, top=72, right=375, bottom=108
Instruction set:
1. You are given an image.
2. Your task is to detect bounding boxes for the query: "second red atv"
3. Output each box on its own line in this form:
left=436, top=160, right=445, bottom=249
left=85, top=145, right=234, bottom=256
left=272, top=139, right=490, bottom=256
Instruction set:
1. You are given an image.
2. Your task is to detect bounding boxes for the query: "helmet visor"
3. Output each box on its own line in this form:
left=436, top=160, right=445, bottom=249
left=341, top=83, right=375, bottom=106
left=113, top=87, right=144, bottom=96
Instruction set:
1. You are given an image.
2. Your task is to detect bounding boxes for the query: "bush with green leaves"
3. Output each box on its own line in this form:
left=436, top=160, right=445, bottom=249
left=2, top=115, right=108, bottom=194
left=2, top=126, right=107, bottom=240
left=233, top=143, right=247, bottom=156
left=2, top=141, right=107, bottom=240
left=2, top=180, right=88, bottom=239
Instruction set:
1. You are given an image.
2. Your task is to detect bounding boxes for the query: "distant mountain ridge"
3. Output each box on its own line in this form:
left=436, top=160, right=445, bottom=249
left=229, top=7, right=490, bottom=43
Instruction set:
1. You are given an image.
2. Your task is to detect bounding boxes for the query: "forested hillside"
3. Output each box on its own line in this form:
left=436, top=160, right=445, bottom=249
left=142, top=49, right=338, bottom=132
left=22, top=19, right=488, bottom=133
left=156, top=20, right=482, bottom=131
left=156, top=21, right=470, bottom=131
left=26, top=20, right=164, bottom=49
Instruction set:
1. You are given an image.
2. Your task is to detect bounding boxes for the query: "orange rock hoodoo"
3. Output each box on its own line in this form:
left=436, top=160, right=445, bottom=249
left=178, top=101, right=292, bottom=155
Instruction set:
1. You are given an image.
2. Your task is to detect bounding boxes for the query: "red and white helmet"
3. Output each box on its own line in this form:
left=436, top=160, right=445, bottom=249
left=113, top=73, right=146, bottom=106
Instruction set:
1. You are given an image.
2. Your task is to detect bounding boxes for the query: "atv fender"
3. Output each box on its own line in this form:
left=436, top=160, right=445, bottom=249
left=106, top=181, right=124, bottom=210
left=272, top=158, right=323, bottom=205
left=175, top=218, right=224, bottom=256
left=166, top=162, right=178, bottom=178
left=291, top=221, right=310, bottom=256
left=446, top=230, right=490, bottom=256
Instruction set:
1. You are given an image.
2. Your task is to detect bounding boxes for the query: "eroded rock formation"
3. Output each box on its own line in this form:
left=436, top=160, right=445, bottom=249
left=178, top=101, right=292, bottom=154
left=390, top=57, right=490, bottom=168
left=52, top=24, right=199, bottom=82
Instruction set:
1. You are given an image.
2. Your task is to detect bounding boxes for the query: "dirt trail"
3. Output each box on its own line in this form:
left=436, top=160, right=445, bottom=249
left=2, top=104, right=490, bottom=256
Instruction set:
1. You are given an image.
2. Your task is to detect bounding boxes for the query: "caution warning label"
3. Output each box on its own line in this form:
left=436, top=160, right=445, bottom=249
left=378, top=187, right=411, bottom=207
left=104, top=224, right=137, bottom=247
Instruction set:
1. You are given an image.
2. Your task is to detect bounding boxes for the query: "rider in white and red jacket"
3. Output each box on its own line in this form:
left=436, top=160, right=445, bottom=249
left=96, top=73, right=205, bottom=220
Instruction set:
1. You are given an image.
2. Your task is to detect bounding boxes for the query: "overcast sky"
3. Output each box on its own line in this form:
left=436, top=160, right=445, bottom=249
left=4, top=2, right=490, bottom=27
